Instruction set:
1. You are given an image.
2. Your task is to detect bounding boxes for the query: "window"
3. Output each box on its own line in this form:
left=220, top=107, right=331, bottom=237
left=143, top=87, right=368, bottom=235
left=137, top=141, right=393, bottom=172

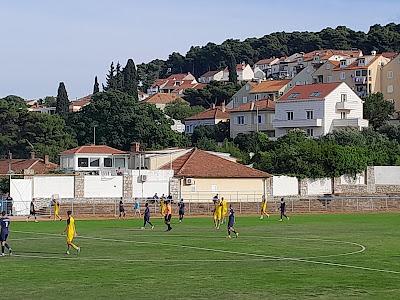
left=255, top=94, right=260, bottom=100
left=258, top=115, right=263, bottom=124
left=361, top=70, right=367, bottom=76
left=355, top=70, right=361, bottom=77
left=341, top=94, right=347, bottom=102
left=78, top=158, right=89, bottom=168
left=368, top=70, right=371, bottom=76
left=310, top=92, right=320, bottom=97
left=326, top=63, right=330, bottom=70
left=115, top=158, right=125, bottom=168
left=245, top=84, right=249, bottom=91
left=388, top=71, right=394, bottom=79
left=340, top=60, right=346, bottom=68
left=387, top=85, right=394, bottom=93
left=104, top=158, right=113, bottom=168
left=306, top=128, right=314, bottom=137
left=237, top=116, right=245, bottom=125
left=340, top=72, right=346, bottom=80
left=243, top=96, right=248, bottom=103
left=90, top=158, right=100, bottom=167
left=288, top=93, right=300, bottom=99
left=287, top=111, right=294, bottom=120
left=341, top=112, right=347, bottom=119
left=306, top=110, right=314, bottom=119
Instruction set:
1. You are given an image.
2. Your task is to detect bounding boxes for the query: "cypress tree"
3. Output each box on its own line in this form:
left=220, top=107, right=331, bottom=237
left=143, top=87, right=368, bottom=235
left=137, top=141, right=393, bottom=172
left=115, top=62, right=124, bottom=91
left=104, top=62, right=116, bottom=90
left=227, top=52, right=238, bottom=84
left=122, top=59, right=138, bottom=100
left=56, top=82, right=69, bottom=115
left=93, top=76, right=100, bottom=94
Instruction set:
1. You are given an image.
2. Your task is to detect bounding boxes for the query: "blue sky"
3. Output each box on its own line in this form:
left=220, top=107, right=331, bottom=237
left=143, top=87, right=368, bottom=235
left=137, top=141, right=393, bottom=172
left=0, top=0, right=399, bottom=100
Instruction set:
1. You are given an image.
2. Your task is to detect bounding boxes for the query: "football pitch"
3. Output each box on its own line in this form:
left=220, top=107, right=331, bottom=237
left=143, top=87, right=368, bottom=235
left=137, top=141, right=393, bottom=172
left=1, top=213, right=400, bottom=299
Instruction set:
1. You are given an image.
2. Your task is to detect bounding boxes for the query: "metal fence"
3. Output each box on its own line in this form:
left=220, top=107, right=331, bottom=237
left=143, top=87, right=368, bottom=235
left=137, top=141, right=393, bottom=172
left=3, top=195, right=400, bottom=217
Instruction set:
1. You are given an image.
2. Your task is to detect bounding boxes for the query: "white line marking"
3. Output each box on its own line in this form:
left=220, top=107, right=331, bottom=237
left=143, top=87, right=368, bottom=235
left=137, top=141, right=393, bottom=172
left=11, top=230, right=399, bottom=275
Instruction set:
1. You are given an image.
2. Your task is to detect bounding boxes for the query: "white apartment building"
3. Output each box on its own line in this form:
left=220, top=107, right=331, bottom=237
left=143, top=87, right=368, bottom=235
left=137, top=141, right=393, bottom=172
left=273, top=82, right=368, bottom=138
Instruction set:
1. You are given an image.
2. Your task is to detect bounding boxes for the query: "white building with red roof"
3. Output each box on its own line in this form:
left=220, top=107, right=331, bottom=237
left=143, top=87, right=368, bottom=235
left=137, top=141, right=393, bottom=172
left=222, top=63, right=255, bottom=82
left=147, top=73, right=199, bottom=95
left=184, top=105, right=230, bottom=134
left=273, top=82, right=368, bottom=138
left=60, top=145, right=129, bottom=174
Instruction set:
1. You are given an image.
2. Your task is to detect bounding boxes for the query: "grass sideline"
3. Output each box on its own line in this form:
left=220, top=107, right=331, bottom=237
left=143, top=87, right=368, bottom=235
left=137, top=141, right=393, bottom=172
left=1, top=213, right=399, bottom=299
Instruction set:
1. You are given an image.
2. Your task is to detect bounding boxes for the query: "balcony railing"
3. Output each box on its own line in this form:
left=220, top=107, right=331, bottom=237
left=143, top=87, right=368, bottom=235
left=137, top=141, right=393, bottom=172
left=273, top=118, right=323, bottom=128
left=332, top=118, right=368, bottom=128
left=336, top=101, right=359, bottom=110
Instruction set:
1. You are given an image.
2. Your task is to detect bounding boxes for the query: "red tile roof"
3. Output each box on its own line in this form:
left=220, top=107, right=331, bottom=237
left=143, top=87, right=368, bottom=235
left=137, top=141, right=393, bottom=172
left=144, top=93, right=186, bottom=105
left=70, top=95, right=92, bottom=107
left=0, top=159, right=58, bottom=174
left=255, top=58, right=277, bottom=65
left=382, top=52, right=398, bottom=59
left=160, top=148, right=270, bottom=178
left=303, top=49, right=362, bottom=62
left=230, top=99, right=275, bottom=112
left=185, top=107, right=230, bottom=121
left=279, top=82, right=342, bottom=102
left=333, top=55, right=381, bottom=71
left=249, top=80, right=290, bottom=94
left=61, top=145, right=128, bottom=155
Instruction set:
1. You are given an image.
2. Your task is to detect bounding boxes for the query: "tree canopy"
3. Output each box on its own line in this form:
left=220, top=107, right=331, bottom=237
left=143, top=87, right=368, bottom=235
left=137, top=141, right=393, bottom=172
left=363, top=92, right=395, bottom=130
left=164, top=101, right=205, bottom=121
left=55, top=82, right=69, bottom=115
left=0, top=97, right=77, bottom=161
left=66, top=91, right=187, bottom=150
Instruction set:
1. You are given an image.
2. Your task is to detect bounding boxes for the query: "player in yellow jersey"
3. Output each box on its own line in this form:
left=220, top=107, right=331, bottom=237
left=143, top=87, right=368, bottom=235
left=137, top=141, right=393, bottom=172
left=212, top=197, right=219, bottom=228
left=260, top=195, right=270, bottom=220
left=53, top=198, right=62, bottom=221
left=221, top=197, right=228, bottom=224
left=63, top=210, right=80, bottom=255
left=159, top=195, right=166, bottom=216
left=216, top=199, right=223, bottom=229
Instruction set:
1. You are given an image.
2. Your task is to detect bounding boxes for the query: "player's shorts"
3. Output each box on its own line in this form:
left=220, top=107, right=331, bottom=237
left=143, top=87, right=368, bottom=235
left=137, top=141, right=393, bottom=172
left=66, top=234, right=74, bottom=243
left=179, top=210, right=184, bottom=215
left=119, top=208, right=125, bottom=213
left=164, top=214, right=171, bottom=222
left=30, top=210, right=36, bottom=215
left=228, top=222, right=234, bottom=228
left=0, top=232, right=9, bottom=242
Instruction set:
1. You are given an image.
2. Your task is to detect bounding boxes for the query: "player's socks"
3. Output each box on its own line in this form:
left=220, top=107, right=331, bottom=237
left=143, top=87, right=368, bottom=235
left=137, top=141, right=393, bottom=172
left=151, top=225, right=154, bottom=230
left=66, top=250, right=70, bottom=255
left=8, top=248, right=12, bottom=255
left=1, top=246, right=4, bottom=253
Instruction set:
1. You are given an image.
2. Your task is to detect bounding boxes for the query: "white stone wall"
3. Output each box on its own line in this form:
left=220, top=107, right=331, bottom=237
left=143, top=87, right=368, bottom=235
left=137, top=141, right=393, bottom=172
left=306, top=178, right=332, bottom=195
left=130, top=169, right=173, bottom=198
left=84, top=176, right=123, bottom=198
left=33, top=176, right=75, bottom=198
left=374, top=166, right=400, bottom=185
left=272, top=176, right=299, bottom=196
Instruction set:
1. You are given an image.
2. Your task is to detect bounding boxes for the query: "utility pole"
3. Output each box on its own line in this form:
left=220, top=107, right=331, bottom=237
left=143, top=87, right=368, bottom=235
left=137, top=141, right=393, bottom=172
left=256, top=107, right=259, bottom=132
left=93, top=125, right=97, bottom=145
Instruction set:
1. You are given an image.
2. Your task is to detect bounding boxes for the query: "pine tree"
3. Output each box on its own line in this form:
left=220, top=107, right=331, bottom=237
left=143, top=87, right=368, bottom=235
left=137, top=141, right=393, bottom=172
left=93, top=76, right=100, bottom=94
left=122, top=59, right=138, bottom=100
left=104, top=62, right=116, bottom=91
left=115, top=62, right=124, bottom=91
left=56, top=82, right=69, bottom=115
left=227, top=52, right=238, bottom=84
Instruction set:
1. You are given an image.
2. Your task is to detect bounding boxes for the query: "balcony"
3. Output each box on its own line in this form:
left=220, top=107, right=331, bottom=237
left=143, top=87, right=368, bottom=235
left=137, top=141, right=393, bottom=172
left=335, top=101, right=359, bottom=110
left=332, top=118, right=369, bottom=128
left=353, top=76, right=367, bottom=84
left=273, top=118, right=323, bottom=128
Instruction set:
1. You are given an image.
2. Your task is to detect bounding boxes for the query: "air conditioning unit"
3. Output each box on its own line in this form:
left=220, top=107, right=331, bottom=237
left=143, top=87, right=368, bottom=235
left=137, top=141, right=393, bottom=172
left=185, top=178, right=194, bottom=185
left=139, top=175, right=147, bottom=182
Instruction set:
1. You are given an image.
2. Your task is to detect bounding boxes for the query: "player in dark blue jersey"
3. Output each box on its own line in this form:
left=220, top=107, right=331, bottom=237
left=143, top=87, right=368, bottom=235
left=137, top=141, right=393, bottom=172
left=178, top=199, right=185, bottom=223
left=141, top=203, right=154, bottom=230
left=227, top=205, right=239, bottom=239
left=279, top=198, right=289, bottom=221
left=0, top=211, right=12, bottom=256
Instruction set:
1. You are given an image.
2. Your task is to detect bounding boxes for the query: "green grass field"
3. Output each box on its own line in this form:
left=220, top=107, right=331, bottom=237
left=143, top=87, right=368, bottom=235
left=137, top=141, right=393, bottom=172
left=1, top=213, right=400, bottom=299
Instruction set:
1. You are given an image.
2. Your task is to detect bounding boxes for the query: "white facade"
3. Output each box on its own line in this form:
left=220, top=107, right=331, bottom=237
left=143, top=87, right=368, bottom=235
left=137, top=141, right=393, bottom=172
left=273, top=83, right=368, bottom=138
left=60, top=153, right=130, bottom=174
left=222, top=64, right=255, bottom=82
left=185, top=118, right=226, bottom=134
left=286, top=66, right=316, bottom=89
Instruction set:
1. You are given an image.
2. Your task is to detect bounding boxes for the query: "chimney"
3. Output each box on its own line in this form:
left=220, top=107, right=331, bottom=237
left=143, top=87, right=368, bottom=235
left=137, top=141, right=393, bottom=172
left=44, top=155, right=50, bottom=165
left=371, top=50, right=377, bottom=56
left=130, top=142, right=140, bottom=153
left=30, top=151, right=35, bottom=159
